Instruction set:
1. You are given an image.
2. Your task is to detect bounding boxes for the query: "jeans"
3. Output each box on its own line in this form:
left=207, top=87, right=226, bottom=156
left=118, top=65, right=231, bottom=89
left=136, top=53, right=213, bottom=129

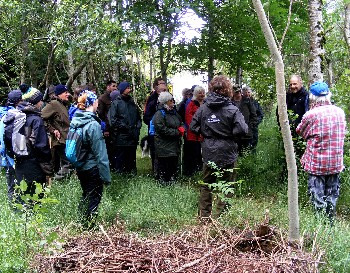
left=308, top=173, right=340, bottom=219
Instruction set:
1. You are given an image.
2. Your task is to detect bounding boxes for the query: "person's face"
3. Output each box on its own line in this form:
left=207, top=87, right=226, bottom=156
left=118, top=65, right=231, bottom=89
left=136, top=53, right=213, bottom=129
left=58, top=91, right=70, bottom=102
left=36, top=100, right=43, bottom=110
left=122, top=87, right=132, bottom=96
left=107, top=83, right=117, bottom=92
left=197, top=91, right=205, bottom=101
left=166, top=99, right=174, bottom=109
left=234, top=91, right=242, bottom=100
left=92, top=99, right=98, bottom=113
left=156, top=84, right=167, bottom=94
left=243, top=89, right=252, bottom=98
left=289, top=77, right=302, bottom=93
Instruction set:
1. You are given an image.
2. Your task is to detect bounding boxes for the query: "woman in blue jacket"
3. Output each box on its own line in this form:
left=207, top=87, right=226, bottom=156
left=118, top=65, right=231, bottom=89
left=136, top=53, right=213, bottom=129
left=70, top=90, right=111, bottom=226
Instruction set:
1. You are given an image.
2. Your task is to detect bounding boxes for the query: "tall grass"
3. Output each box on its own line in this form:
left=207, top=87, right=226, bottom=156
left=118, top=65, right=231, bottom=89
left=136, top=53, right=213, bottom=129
left=0, top=115, right=350, bottom=272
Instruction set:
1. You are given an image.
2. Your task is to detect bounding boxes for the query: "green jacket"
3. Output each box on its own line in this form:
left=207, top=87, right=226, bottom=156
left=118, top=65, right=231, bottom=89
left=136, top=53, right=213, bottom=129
left=70, top=111, right=111, bottom=183
left=108, top=95, right=141, bottom=146
left=41, top=96, right=70, bottom=147
left=153, top=107, right=182, bottom=157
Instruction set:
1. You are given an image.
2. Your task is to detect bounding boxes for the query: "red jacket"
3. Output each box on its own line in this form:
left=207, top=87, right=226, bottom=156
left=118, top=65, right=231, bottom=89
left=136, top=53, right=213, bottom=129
left=185, top=100, right=202, bottom=141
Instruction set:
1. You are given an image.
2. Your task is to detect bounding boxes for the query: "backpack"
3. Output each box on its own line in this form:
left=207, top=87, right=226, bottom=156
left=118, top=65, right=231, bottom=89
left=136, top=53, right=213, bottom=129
left=149, top=109, right=166, bottom=136
left=65, top=124, right=89, bottom=168
left=3, top=108, right=30, bottom=159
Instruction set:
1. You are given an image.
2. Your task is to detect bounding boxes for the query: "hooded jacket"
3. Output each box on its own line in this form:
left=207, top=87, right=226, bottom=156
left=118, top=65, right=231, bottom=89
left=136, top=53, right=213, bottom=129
left=190, top=92, right=248, bottom=168
left=108, top=94, right=141, bottom=146
left=9, top=102, right=52, bottom=164
left=70, top=111, right=111, bottom=183
left=41, top=96, right=70, bottom=147
left=153, top=106, right=182, bottom=157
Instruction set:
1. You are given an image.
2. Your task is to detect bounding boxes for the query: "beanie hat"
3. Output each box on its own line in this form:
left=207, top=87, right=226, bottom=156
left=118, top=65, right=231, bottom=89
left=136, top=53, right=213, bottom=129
left=55, top=84, right=68, bottom=96
left=309, top=81, right=329, bottom=96
left=79, top=90, right=97, bottom=108
left=19, top=83, right=30, bottom=94
left=110, top=90, right=120, bottom=101
left=158, top=91, right=173, bottom=105
left=7, top=90, right=22, bottom=106
left=22, top=87, right=43, bottom=105
left=118, top=82, right=130, bottom=94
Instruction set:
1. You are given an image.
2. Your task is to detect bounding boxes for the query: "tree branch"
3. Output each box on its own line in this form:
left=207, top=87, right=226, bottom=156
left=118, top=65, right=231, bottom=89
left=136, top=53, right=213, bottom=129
left=279, top=0, right=294, bottom=51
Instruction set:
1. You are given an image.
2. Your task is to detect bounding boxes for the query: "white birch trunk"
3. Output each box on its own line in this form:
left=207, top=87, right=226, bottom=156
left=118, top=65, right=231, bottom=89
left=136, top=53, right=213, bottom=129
left=252, top=0, right=300, bottom=242
left=308, top=0, right=325, bottom=83
left=343, top=3, right=350, bottom=59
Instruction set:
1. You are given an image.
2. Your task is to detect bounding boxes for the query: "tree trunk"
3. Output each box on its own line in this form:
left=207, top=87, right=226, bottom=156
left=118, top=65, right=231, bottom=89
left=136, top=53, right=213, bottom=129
left=308, top=0, right=325, bottom=83
left=207, top=16, right=215, bottom=82
left=343, top=3, right=350, bottom=64
left=130, top=52, right=137, bottom=105
left=80, top=66, right=87, bottom=86
left=39, top=42, right=57, bottom=89
left=20, top=21, right=28, bottom=84
left=252, top=0, right=300, bottom=242
left=236, top=67, right=243, bottom=85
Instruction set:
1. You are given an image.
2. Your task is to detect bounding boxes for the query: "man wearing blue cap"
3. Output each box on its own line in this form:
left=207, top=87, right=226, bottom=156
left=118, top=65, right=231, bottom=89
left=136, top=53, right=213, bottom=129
left=296, top=81, right=346, bottom=224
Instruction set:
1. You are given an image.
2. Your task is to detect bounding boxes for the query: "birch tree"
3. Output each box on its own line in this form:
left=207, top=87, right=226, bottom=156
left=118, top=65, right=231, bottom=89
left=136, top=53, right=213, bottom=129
left=308, top=0, right=325, bottom=83
left=252, top=0, right=300, bottom=242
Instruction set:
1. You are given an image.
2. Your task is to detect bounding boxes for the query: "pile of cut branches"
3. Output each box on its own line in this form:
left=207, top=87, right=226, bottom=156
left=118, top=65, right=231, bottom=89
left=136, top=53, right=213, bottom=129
left=34, top=223, right=323, bottom=272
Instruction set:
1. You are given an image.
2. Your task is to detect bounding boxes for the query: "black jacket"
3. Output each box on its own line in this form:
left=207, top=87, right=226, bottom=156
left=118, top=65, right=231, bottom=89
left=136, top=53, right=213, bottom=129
left=286, top=87, right=309, bottom=127
left=190, top=92, right=248, bottom=168
left=232, top=97, right=257, bottom=139
left=108, top=94, right=141, bottom=146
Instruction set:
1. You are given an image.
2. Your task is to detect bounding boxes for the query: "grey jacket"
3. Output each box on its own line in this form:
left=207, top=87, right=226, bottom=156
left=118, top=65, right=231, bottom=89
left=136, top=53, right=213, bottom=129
left=190, top=92, right=248, bottom=168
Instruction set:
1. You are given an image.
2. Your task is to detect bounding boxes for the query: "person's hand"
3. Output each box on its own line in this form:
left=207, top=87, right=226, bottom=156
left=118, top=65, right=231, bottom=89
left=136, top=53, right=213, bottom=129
left=53, top=129, right=61, bottom=140
left=104, top=131, right=110, bottom=137
left=178, top=126, right=185, bottom=136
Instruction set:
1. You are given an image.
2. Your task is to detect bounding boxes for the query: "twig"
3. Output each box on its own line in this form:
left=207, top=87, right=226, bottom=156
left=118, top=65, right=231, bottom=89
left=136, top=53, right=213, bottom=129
left=99, top=225, right=115, bottom=247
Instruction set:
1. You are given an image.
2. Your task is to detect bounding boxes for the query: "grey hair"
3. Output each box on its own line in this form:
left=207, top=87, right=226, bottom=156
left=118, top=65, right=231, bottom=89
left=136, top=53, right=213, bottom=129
left=182, top=88, right=190, bottom=97
left=242, top=86, right=252, bottom=94
left=290, top=74, right=303, bottom=84
left=309, top=92, right=332, bottom=105
left=193, top=85, right=205, bottom=100
left=158, top=91, right=173, bottom=106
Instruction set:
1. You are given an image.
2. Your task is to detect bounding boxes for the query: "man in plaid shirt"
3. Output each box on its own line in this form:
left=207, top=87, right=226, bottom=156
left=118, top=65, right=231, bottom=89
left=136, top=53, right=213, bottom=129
left=296, top=81, right=346, bottom=224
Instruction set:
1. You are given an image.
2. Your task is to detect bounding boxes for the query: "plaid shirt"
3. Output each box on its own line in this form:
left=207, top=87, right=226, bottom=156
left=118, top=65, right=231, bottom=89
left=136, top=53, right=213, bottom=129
left=296, top=103, right=346, bottom=175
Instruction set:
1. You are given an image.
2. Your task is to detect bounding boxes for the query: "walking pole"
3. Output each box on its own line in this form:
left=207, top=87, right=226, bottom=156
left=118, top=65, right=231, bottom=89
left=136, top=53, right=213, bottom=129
left=180, top=136, right=184, bottom=176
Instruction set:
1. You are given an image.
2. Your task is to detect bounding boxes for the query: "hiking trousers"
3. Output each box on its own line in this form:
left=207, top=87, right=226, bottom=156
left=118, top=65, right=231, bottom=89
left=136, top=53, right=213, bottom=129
left=199, top=162, right=236, bottom=219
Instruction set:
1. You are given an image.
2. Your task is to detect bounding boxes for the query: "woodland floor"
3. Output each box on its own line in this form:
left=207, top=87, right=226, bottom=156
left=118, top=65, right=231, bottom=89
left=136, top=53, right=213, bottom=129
left=33, top=220, right=322, bottom=273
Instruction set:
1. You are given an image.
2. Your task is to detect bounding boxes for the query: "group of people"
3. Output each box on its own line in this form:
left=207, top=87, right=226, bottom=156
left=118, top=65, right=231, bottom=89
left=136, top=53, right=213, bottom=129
left=285, top=75, right=346, bottom=224
left=0, top=72, right=345, bottom=226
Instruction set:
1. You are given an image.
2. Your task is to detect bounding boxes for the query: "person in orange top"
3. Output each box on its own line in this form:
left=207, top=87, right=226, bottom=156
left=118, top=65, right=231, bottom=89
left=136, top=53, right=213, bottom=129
left=184, top=85, right=206, bottom=176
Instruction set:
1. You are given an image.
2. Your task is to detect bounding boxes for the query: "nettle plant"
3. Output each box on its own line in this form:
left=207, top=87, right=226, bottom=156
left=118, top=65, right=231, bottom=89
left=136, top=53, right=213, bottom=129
left=14, top=180, right=63, bottom=255
left=199, top=161, right=243, bottom=206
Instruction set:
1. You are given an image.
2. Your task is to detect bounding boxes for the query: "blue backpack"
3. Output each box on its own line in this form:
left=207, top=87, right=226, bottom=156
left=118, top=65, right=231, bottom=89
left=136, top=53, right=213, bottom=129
left=149, top=109, right=165, bottom=136
left=65, top=125, right=88, bottom=168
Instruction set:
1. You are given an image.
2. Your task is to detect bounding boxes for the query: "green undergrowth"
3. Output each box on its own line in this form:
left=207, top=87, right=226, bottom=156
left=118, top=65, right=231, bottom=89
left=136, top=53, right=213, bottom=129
left=1, top=115, right=350, bottom=272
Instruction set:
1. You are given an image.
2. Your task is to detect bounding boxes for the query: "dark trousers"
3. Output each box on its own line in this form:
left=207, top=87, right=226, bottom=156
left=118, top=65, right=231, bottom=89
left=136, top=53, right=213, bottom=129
left=236, top=138, right=252, bottom=156
left=55, top=144, right=71, bottom=175
left=183, top=140, right=202, bottom=176
left=158, top=156, right=178, bottom=185
left=6, top=165, right=17, bottom=202
left=113, top=146, right=137, bottom=174
left=77, top=166, right=104, bottom=219
left=15, top=158, right=46, bottom=201
left=199, top=162, right=237, bottom=218
left=148, top=135, right=158, bottom=176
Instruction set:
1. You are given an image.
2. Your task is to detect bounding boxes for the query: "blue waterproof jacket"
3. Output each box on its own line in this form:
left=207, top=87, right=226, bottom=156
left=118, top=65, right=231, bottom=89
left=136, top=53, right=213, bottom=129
left=70, top=111, right=111, bottom=183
